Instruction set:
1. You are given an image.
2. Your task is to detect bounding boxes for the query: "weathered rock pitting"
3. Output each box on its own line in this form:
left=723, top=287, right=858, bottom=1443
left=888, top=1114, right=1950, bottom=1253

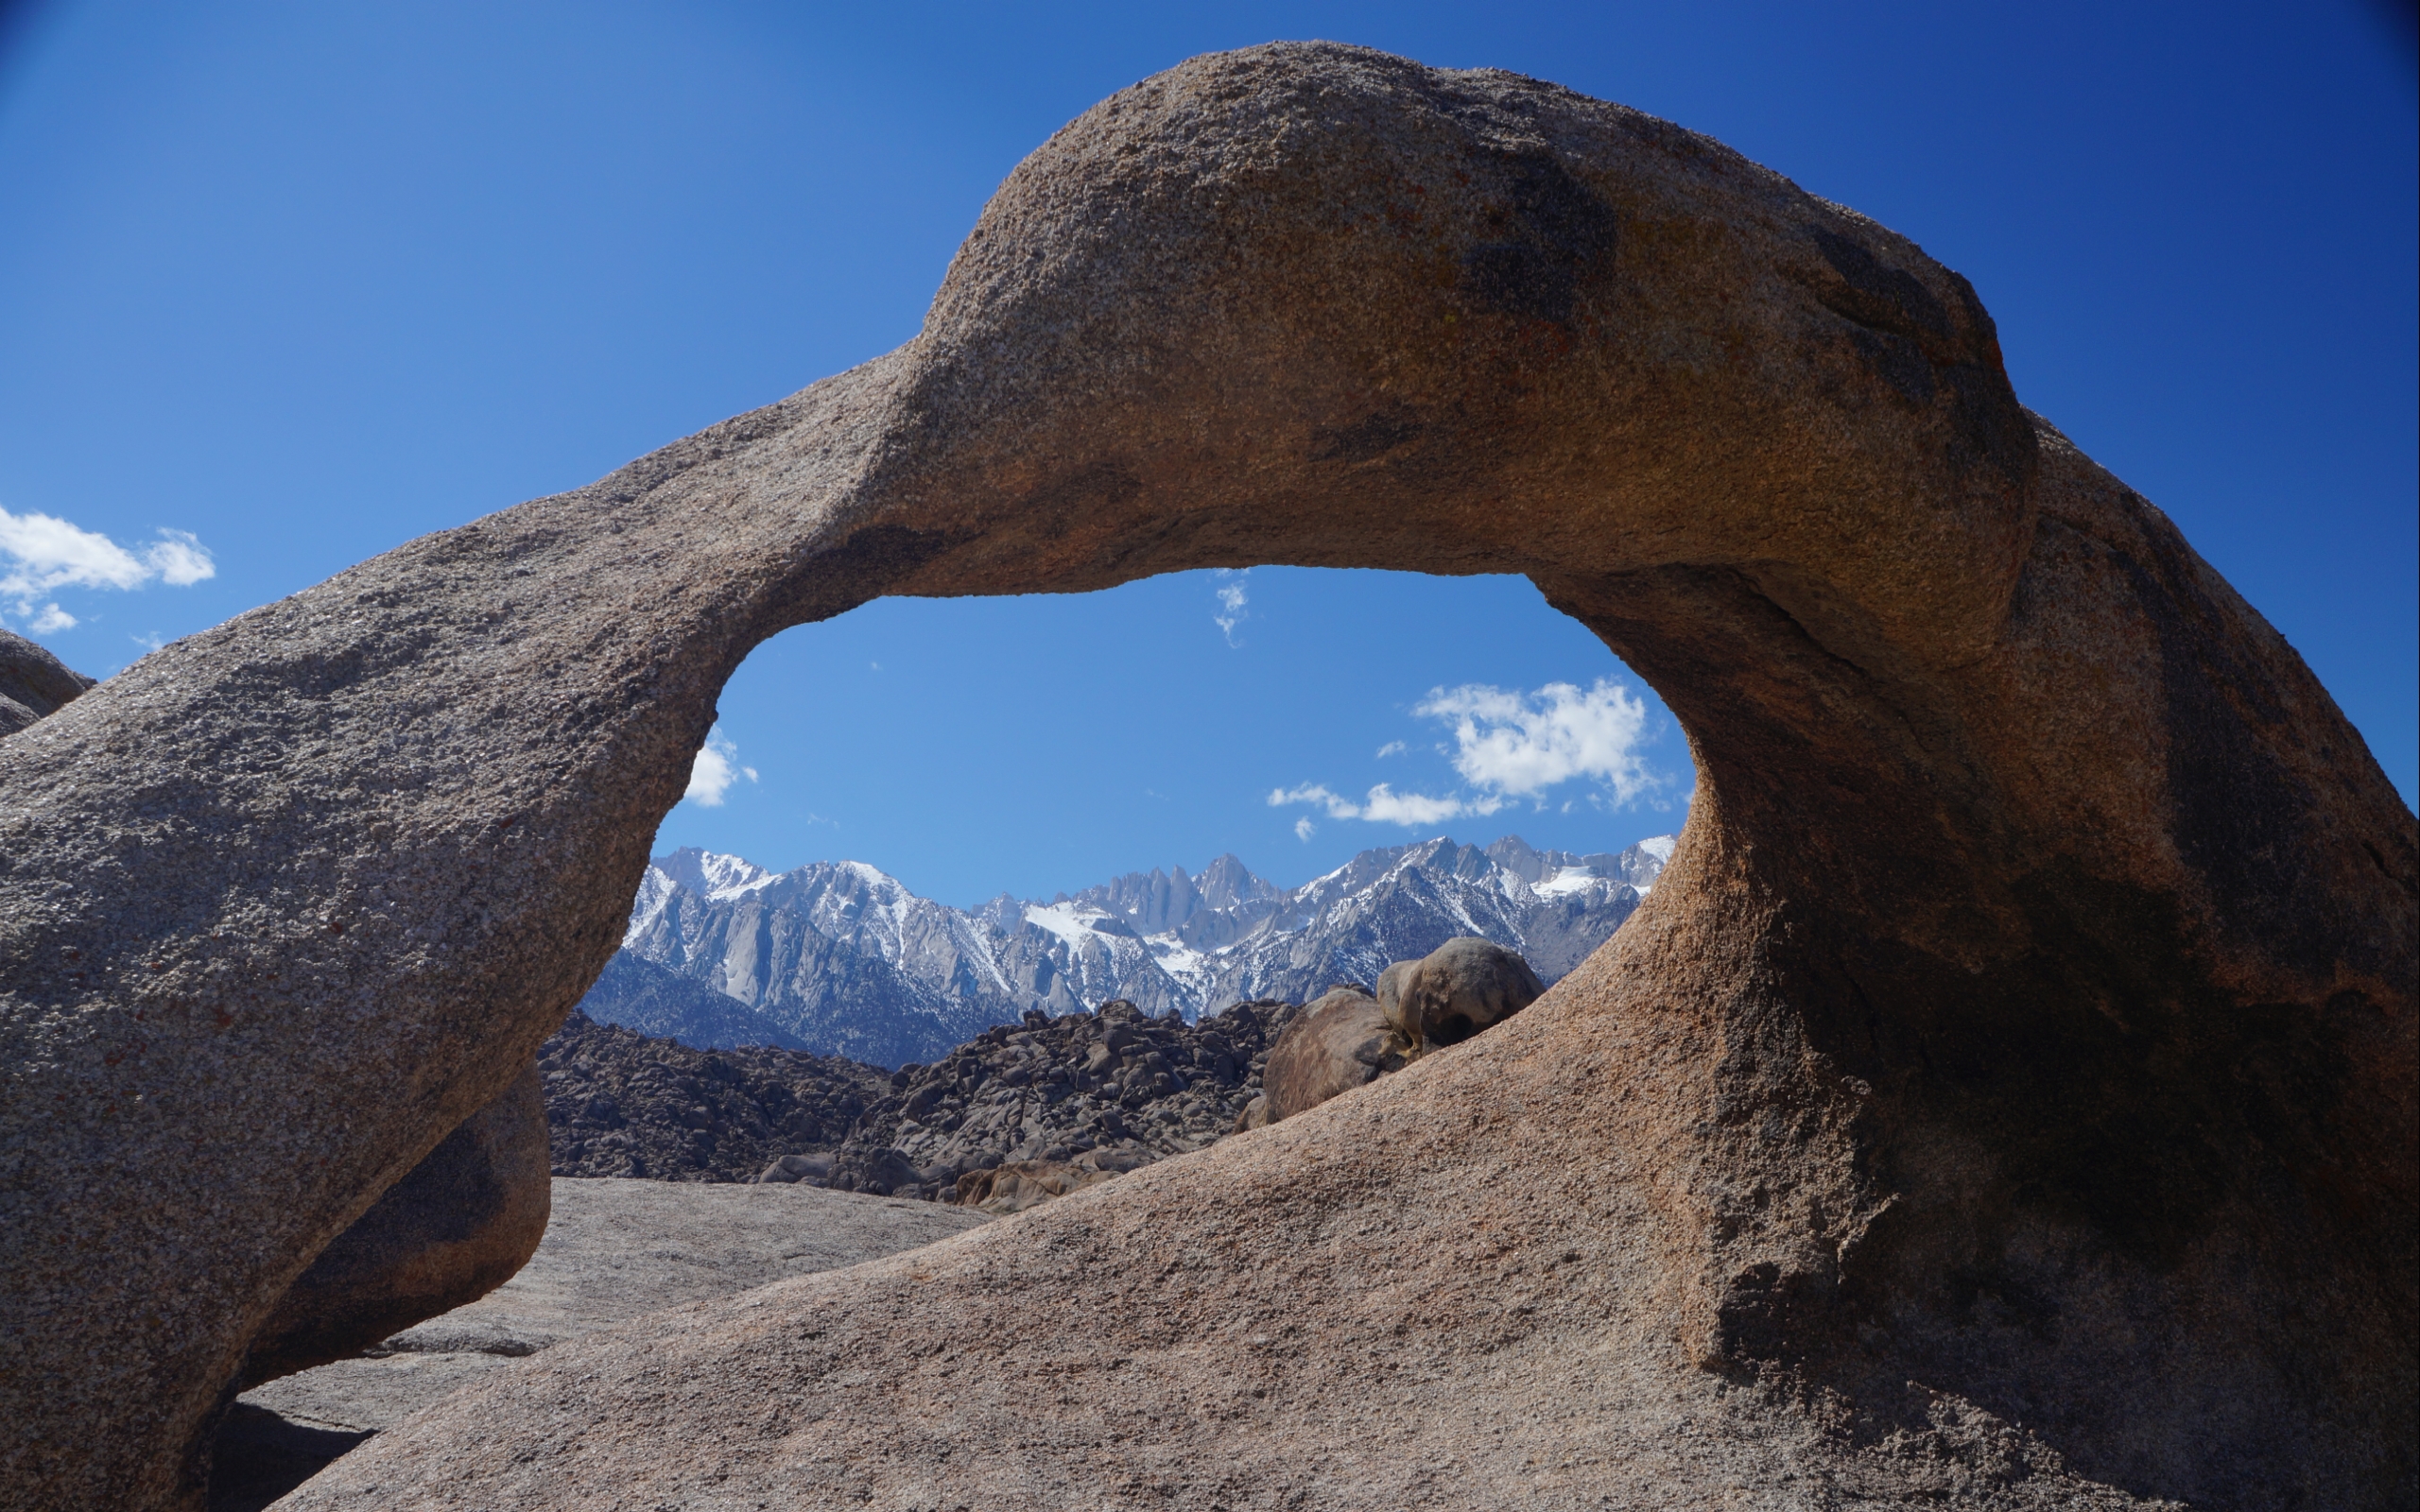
left=2, top=41, right=2411, bottom=1512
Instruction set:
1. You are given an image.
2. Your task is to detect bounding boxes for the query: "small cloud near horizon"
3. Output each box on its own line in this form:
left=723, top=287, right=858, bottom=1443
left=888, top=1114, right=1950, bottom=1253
left=0, top=507, right=215, bottom=634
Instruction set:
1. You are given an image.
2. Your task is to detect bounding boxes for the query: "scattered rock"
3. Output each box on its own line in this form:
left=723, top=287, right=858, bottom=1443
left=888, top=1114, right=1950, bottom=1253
left=1261, top=987, right=1412, bottom=1122
left=241, top=1064, right=551, bottom=1388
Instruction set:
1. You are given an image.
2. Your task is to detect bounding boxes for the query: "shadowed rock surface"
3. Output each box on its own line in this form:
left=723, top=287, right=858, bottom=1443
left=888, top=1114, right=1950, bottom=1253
left=240, top=1063, right=550, bottom=1388
left=0, top=629, right=92, bottom=738
left=3, top=41, right=2411, bottom=1512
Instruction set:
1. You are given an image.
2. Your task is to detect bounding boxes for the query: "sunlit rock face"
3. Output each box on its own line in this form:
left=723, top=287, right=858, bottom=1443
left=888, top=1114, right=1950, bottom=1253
left=1, top=41, right=2410, bottom=1512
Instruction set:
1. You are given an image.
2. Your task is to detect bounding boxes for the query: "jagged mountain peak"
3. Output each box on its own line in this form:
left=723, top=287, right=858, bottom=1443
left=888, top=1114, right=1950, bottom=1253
left=649, top=846, right=782, bottom=902
left=593, top=832, right=1676, bottom=1065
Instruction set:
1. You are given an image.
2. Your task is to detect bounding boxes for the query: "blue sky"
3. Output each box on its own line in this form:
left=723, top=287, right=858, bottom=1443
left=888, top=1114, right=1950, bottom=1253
left=1, top=2, right=2411, bottom=907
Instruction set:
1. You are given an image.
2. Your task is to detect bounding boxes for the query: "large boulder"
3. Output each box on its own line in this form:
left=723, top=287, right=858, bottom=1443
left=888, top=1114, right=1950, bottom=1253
left=1260, top=987, right=1412, bottom=1122
left=1378, top=936, right=1545, bottom=1056
left=0, top=629, right=93, bottom=737
left=2, top=43, right=2410, bottom=1512
left=239, top=1062, right=551, bottom=1387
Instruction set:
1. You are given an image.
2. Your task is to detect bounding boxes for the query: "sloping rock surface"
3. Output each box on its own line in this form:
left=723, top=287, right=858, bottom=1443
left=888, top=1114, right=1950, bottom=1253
left=210, top=1178, right=986, bottom=1510
left=5, top=41, right=2411, bottom=1512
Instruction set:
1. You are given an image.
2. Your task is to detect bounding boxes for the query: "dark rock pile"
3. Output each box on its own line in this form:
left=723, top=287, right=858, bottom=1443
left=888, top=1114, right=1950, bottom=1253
left=538, top=1011, right=891, bottom=1182
left=540, top=998, right=1305, bottom=1198
left=816, top=998, right=1303, bottom=1201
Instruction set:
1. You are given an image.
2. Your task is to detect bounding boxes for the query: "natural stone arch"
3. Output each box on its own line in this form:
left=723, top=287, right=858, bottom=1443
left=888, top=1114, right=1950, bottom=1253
left=0, top=43, right=2410, bottom=1511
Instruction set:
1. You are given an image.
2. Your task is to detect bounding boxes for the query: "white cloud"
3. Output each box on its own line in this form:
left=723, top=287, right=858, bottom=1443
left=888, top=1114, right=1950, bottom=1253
left=1414, top=679, right=1661, bottom=805
left=683, top=726, right=758, bottom=807
left=1268, top=781, right=1499, bottom=829
left=1213, top=569, right=1248, bottom=646
left=1269, top=677, right=1666, bottom=832
left=0, top=507, right=216, bottom=629
left=1293, top=816, right=1316, bottom=842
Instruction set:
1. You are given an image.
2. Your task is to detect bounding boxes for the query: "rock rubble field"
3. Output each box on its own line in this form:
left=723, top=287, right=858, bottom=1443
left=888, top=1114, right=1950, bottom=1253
left=821, top=997, right=1299, bottom=1201
left=539, top=1011, right=890, bottom=1182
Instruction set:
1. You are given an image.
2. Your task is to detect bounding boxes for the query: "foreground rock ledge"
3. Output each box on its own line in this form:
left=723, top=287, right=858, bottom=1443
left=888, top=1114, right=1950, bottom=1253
left=1, top=42, right=2410, bottom=1512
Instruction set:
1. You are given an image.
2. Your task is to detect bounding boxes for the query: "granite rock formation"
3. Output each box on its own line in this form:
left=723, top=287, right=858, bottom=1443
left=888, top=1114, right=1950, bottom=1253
left=239, top=1064, right=550, bottom=1387
left=1384, top=935, right=1547, bottom=1056
left=0, top=629, right=92, bottom=738
left=3, top=42, right=2411, bottom=1512
left=1260, top=986, right=1411, bottom=1122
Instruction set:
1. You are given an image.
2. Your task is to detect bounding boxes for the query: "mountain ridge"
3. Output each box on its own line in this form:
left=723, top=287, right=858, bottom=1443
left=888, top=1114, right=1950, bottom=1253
left=580, top=832, right=1672, bottom=1066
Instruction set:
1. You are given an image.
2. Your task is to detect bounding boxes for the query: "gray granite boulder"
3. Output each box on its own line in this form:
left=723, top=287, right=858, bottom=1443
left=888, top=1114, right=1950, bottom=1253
left=3, top=41, right=2411, bottom=1512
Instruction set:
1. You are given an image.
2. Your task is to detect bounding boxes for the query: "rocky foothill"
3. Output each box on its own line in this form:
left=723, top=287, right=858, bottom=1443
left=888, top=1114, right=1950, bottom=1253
left=540, top=996, right=1305, bottom=1202
left=538, top=1011, right=891, bottom=1182
left=820, top=997, right=1302, bottom=1202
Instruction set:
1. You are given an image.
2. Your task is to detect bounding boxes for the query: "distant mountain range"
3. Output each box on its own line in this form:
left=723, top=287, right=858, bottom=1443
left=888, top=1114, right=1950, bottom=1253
left=574, top=833, right=1674, bottom=1067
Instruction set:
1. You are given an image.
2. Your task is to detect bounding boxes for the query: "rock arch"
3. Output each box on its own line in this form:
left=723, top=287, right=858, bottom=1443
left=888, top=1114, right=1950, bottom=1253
left=0, top=43, right=2410, bottom=1511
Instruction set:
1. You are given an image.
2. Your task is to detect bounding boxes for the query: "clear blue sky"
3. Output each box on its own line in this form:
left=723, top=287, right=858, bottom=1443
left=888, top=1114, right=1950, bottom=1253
left=2, top=1, right=2411, bottom=907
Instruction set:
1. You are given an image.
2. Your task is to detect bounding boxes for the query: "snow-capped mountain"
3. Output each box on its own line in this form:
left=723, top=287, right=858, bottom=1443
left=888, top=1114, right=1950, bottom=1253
left=584, top=832, right=1674, bottom=1067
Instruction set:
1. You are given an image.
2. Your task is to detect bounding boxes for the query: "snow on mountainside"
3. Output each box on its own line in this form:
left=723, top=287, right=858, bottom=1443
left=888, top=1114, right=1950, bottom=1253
left=581, top=833, right=1674, bottom=1066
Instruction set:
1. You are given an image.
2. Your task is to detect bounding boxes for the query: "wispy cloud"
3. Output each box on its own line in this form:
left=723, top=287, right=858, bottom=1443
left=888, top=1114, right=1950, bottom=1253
left=1270, top=677, right=1666, bottom=830
left=1212, top=569, right=1249, bottom=646
left=683, top=726, right=759, bottom=807
left=0, top=507, right=216, bottom=631
left=1292, top=816, right=1316, bottom=842
left=1268, top=781, right=1503, bottom=828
